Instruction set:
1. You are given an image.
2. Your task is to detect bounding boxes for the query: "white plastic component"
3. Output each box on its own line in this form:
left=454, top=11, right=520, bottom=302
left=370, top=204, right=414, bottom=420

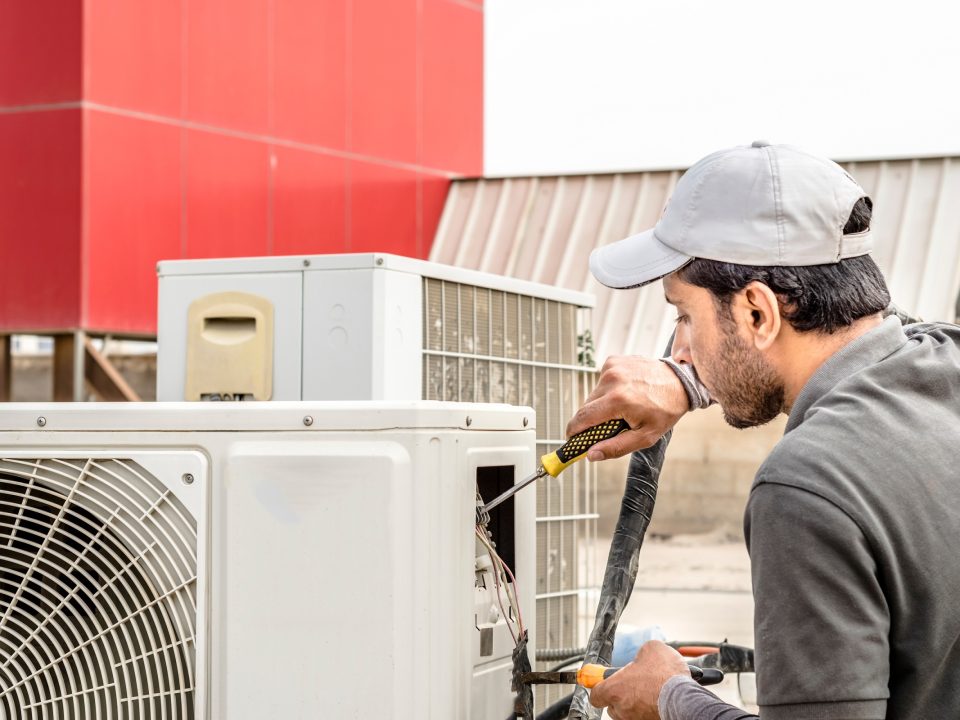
left=159, top=271, right=302, bottom=401
left=0, top=402, right=536, bottom=720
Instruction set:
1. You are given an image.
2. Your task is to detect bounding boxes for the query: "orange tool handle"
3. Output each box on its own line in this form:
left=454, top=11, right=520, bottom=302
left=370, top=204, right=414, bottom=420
left=576, top=664, right=621, bottom=688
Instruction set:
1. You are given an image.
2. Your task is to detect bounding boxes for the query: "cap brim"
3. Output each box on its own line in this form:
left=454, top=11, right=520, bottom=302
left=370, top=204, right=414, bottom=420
left=589, top=228, right=693, bottom=289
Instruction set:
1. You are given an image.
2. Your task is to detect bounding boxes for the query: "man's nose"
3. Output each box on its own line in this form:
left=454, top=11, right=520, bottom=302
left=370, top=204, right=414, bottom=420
left=671, top=324, right=693, bottom=365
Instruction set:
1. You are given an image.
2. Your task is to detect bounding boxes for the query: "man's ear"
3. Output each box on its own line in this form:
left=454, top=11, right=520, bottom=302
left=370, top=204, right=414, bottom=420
left=734, top=281, right=781, bottom=350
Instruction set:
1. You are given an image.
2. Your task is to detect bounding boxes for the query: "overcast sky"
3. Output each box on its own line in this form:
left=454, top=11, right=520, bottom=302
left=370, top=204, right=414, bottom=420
left=485, top=0, right=960, bottom=175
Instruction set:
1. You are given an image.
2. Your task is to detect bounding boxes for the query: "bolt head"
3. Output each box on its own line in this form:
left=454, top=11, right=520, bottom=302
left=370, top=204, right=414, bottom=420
left=36, top=416, right=46, bottom=427
left=375, top=257, right=384, bottom=266
left=182, top=473, right=195, bottom=485
left=522, top=417, right=529, bottom=427
left=465, top=416, right=473, bottom=427
left=303, top=415, right=314, bottom=426
left=302, top=258, right=311, bottom=267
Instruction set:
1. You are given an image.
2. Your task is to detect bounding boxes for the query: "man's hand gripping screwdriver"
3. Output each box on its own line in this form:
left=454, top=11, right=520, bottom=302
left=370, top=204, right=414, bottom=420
left=520, top=663, right=723, bottom=688
left=482, top=418, right=630, bottom=514
left=576, top=663, right=723, bottom=688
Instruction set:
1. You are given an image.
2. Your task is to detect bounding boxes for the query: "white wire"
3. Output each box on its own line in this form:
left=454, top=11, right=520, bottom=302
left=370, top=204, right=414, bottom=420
left=476, top=526, right=517, bottom=644
left=475, top=526, right=525, bottom=639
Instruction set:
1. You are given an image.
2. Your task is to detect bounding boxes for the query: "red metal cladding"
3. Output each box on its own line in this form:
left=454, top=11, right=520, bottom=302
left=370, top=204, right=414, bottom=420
left=185, top=130, right=271, bottom=260
left=186, top=0, right=270, bottom=133
left=348, top=160, right=420, bottom=255
left=84, top=0, right=181, bottom=116
left=272, top=145, right=348, bottom=255
left=0, top=0, right=82, bottom=106
left=273, top=0, right=348, bottom=149
left=350, top=0, right=418, bottom=164
left=422, top=0, right=483, bottom=174
left=1, top=0, right=480, bottom=334
left=0, top=110, right=83, bottom=331
left=84, top=110, right=181, bottom=334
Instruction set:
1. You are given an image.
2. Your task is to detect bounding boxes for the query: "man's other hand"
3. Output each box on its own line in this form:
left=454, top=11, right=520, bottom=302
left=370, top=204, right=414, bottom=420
left=589, top=640, right=690, bottom=720
left=565, top=356, right=688, bottom=459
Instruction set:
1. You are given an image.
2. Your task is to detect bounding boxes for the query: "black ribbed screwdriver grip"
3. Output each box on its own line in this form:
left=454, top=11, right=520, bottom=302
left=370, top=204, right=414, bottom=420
left=555, top=418, right=631, bottom=463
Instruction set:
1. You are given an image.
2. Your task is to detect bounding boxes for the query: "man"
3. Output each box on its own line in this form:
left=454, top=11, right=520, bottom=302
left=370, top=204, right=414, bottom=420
left=566, top=142, right=960, bottom=719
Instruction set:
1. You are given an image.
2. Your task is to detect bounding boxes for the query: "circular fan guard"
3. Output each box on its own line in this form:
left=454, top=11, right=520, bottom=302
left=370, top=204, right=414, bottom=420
left=0, top=458, right=197, bottom=719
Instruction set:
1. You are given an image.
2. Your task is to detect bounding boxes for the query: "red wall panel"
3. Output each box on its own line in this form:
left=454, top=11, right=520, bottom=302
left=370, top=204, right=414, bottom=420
left=0, top=110, right=82, bottom=331
left=186, top=0, right=269, bottom=132
left=0, top=0, right=82, bottom=106
left=349, top=160, right=419, bottom=255
left=272, top=146, right=348, bottom=255
left=2, top=0, right=479, bottom=334
left=185, top=131, right=270, bottom=259
left=422, top=0, right=483, bottom=174
left=85, top=0, right=182, bottom=116
left=273, top=0, right=348, bottom=148
left=85, top=110, right=181, bottom=333
left=350, top=0, right=418, bottom=164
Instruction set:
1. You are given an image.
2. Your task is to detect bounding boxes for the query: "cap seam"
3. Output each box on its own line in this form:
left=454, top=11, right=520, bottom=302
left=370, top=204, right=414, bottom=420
left=765, top=147, right=786, bottom=263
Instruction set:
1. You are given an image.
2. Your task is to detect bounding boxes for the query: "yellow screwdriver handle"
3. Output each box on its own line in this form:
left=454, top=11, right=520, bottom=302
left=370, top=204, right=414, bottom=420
left=541, top=419, right=631, bottom=477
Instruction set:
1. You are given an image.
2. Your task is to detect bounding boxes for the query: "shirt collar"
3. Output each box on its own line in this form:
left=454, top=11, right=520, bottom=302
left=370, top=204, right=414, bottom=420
left=785, top=316, right=908, bottom=433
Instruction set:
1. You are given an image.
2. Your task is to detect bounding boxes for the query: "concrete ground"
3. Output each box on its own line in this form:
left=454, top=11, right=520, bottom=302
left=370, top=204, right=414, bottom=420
left=584, top=530, right=758, bottom=713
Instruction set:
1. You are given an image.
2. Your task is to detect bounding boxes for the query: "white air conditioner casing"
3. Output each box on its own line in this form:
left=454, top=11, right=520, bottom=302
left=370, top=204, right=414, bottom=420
left=0, top=402, right=535, bottom=719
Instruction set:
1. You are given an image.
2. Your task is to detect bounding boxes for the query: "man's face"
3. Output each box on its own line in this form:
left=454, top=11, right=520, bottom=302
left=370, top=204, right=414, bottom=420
left=663, top=274, right=785, bottom=428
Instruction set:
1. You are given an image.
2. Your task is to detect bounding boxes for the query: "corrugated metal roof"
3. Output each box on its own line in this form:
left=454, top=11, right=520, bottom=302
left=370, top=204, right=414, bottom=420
left=431, top=157, right=960, bottom=359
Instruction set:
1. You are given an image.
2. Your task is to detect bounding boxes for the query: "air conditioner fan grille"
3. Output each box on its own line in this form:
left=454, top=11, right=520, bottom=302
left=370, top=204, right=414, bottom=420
left=0, top=458, right=198, bottom=719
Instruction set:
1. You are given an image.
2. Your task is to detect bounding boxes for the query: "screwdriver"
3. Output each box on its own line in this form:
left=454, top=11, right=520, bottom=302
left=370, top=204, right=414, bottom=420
left=482, top=418, right=631, bottom=514
left=576, top=663, right=724, bottom=688
left=519, top=663, right=724, bottom=689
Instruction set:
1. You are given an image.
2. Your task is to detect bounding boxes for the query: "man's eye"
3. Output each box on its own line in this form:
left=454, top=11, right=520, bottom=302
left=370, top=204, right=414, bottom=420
left=673, top=314, right=688, bottom=325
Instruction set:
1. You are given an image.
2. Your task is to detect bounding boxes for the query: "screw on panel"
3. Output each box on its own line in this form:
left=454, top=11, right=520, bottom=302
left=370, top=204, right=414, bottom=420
left=182, top=473, right=195, bottom=485
left=375, top=257, right=384, bottom=266
left=303, top=259, right=311, bottom=267
left=523, top=417, right=529, bottom=427
left=36, top=417, right=46, bottom=427
left=465, top=416, right=473, bottom=427
left=303, top=415, right=314, bottom=426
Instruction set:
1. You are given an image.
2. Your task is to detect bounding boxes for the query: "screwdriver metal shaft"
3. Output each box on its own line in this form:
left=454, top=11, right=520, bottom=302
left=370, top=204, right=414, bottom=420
left=480, top=418, right=631, bottom=515
left=482, top=466, right=547, bottom=514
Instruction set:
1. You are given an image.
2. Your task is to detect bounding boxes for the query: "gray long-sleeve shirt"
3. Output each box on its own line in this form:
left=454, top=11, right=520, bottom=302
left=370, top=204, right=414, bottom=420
left=659, top=318, right=960, bottom=719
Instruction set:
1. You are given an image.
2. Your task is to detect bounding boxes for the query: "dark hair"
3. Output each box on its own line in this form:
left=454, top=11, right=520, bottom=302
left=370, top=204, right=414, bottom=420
left=677, top=197, right=890, bottom=334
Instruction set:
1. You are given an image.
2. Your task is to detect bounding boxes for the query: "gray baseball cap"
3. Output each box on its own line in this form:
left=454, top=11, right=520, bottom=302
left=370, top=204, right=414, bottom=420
left=589, top=142, right=873, bottom=289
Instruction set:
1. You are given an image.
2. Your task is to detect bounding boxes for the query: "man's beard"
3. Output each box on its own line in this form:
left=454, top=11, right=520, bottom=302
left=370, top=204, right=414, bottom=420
left=712, top=328, right=785, bottom=429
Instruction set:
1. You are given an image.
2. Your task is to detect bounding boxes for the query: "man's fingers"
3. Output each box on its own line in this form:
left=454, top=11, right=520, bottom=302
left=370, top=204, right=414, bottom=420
left=565, top=396, right=624, bottom=439
left=588, top=678, right=612, bottom=709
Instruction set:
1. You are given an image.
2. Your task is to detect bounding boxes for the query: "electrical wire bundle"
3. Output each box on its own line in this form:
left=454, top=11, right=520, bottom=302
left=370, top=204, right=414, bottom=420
left=475, top=523, right=525, bottom=645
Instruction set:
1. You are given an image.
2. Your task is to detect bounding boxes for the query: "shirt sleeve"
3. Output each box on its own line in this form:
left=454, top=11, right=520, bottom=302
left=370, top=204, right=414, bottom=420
left=744, top=481, right=889, bottom=720
left=659, top=676, right=758, bottom=720
left=660, top=357, right=714, bottom=410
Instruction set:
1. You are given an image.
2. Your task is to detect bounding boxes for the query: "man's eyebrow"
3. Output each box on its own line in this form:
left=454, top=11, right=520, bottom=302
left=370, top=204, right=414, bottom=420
left=664, top=292, right=681, bottom=306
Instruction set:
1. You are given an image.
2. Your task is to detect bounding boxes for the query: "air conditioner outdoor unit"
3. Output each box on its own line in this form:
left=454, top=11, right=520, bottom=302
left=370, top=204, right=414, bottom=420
left=156, top=254, right=599, bottom=706
left=0, top=402, right=535, bottom=719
